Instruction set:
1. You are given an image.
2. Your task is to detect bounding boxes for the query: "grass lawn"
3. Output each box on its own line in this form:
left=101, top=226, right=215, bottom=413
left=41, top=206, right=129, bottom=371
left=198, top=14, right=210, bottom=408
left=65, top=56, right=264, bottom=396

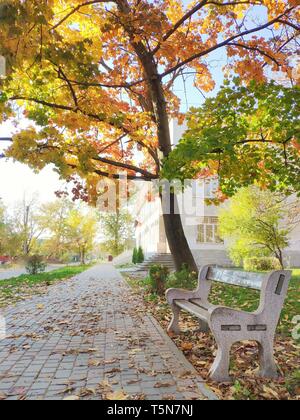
left=0, top=265, right=90, bottom=308
left=125, top=268, right=300, bottom=400
left=209, top=269, right=300, bottom=337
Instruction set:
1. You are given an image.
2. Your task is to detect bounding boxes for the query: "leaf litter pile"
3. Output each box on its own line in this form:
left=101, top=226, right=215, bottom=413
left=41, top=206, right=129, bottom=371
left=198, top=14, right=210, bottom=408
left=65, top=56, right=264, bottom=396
left=125, top=272, right=300, bottom=401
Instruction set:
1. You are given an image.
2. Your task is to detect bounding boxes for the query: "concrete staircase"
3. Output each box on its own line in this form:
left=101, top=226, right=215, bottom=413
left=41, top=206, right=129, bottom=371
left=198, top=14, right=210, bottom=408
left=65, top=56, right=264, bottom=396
left=120, top=253, right=176, bottom=278
left=136, top=253, right=176, bottom=272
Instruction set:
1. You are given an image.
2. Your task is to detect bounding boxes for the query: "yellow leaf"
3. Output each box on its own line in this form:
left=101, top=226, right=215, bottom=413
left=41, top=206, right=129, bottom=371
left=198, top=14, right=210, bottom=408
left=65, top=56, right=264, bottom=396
left=106, top=390, right=128, bottom=400
left=63, top=395, right=80, bottom=401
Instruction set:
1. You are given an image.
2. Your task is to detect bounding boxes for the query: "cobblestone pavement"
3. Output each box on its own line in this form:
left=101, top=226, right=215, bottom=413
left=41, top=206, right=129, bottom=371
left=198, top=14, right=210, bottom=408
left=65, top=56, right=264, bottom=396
left=0, top=264, right=214, bottom=400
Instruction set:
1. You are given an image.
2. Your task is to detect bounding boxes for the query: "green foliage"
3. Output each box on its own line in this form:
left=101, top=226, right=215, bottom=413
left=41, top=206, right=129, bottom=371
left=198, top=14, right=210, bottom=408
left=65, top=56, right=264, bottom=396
left=166, top=266, right=197, bottom=290
left=132, top=247, right=138, bottom=264
left=285, top=370, right=300, bottom=396
left=162, top=81, right=300, bottom=200
left=101, top=212, right=134, bottom=257
left=25, top=255, right=46, bottom=275
left=219, top=186, right=291, bottom=267
left=137, top=246, right=144, bottom=263
left=148, top=264, right=169, bottom=295
left=244, top=257, right=282, bottom=272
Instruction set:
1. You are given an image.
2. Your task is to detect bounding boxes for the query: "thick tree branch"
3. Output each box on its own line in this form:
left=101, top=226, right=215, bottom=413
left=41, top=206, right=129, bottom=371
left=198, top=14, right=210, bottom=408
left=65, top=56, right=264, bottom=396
left=277, top=19, right=300, bottom=32
left=68, top=163, right=156, bottom=181
left=92, top=155, right=156, bottom=178
left=227, top=42, right=281, bottom=67
left=152, top=0, right=209, bottom=54
left=50, top=1, right=115, bottom=31
left=160, top=8, right=295, bottom=78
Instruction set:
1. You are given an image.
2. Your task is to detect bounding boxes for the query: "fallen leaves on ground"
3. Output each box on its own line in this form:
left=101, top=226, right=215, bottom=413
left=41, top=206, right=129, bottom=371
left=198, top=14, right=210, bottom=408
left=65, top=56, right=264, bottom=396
left=106, top=391, right=129, bottom=400
left=127, top=276, right=300, bottom=401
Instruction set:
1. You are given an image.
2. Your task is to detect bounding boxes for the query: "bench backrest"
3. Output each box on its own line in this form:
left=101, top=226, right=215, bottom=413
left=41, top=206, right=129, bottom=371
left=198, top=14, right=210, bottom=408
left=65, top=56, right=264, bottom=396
left=200, top=266, right=291, bottom=324
left=206, top=267, right=266, bottom=290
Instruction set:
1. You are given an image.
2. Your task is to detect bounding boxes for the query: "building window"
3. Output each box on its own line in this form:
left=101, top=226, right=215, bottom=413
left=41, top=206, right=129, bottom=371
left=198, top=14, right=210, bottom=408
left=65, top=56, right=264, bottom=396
left=197, top=217, right=223, bottom=244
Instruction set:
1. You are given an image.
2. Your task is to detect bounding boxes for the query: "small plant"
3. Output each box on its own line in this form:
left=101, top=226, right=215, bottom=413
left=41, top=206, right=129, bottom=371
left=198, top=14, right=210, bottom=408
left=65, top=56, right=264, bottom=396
left=232, top=380, right=252, bottom=400
left=244, top=257, right=282, bottom=272
left=137, top=246, right=144, bottom=263
left=148, top=264, right=169, bottom=295
left=167, top=265, right=197, bottom=290
left=285, top=370, right=300, bottom=396
left=25, top=255, right=46, bottom=275
left=132, top=247, right=138, bottom=264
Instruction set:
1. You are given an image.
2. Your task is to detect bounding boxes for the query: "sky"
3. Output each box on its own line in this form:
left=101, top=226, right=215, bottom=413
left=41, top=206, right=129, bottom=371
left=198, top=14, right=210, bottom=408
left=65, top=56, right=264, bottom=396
left=0, top=121, right=65, bottom=207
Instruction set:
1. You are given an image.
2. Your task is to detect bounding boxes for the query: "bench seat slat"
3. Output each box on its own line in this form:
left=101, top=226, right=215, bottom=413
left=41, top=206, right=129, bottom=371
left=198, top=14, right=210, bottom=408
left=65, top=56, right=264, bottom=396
left=207, top=267, right=265, bottom=290
left=189, top=299, right=217, bottom=312
left=175, top=300, right=208, bottom=321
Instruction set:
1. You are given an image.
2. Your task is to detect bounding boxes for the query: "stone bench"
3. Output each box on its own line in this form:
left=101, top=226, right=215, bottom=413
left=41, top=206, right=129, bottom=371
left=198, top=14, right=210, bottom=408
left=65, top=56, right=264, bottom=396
left=166, top=265, right=291, bottom=382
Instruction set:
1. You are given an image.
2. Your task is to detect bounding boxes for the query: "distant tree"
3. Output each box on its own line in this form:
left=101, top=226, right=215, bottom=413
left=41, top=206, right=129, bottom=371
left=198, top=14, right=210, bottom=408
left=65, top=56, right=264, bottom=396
left=38, top=199, right=73, bottom=260
left=9, top=196, right=44, bottom=256
left=132, top=247, right=138, bottom=265
left=101, top=211, right=134, bottom=257
left=219, top=186, right=300, bottom=268
left=66, top=208, right=98, bottom=264
left=137, top=246, right=145, bottom=263
left=0, top=200, right=9, bottom=255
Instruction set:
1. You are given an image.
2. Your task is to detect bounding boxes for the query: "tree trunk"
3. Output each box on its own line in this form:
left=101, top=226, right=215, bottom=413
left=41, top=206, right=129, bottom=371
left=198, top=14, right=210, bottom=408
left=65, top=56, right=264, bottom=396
left=80, top=248, right=85, bottom=265
left=275, top=248, right=284, bottom=269
left=117, top=0, right=198, bottom=273
left=163, top=210, right=198, bottom=272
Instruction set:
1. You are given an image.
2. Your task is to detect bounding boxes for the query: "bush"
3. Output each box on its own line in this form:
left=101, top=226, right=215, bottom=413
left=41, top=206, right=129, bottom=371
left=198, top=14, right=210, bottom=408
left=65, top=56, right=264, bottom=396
left=132, top=247, right=138, bottom=264
left=148, top=264, right=169, bottom=295
left=25, top=255, right=46, bottom=275
left=244, top=256, right=282, bottom=272
left=166, top=266, right=198, bottom=290
left=137, top=246, right=144, bottom=263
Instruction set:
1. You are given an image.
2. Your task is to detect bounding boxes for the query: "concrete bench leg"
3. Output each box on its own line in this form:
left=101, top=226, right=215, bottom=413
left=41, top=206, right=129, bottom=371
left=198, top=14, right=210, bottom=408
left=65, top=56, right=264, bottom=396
left=258, top=340, right=278, bottom=379
left=168, top=304, right=181, bottom=334
left=209, top=342, right=232, bottom=383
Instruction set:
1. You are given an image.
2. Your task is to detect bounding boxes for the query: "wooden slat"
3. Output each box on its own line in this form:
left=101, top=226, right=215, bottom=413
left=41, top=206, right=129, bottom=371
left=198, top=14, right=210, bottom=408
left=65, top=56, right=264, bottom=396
left=175, top=300, right=209, bottom=321
left=207, top=267, right=266, bottom=290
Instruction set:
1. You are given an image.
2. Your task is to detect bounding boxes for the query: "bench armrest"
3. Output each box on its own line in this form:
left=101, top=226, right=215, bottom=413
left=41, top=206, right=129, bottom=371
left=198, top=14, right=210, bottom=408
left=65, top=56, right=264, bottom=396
left=209, top=306, right=257, bottom=326
left=166, top=288, right=197, bottom=305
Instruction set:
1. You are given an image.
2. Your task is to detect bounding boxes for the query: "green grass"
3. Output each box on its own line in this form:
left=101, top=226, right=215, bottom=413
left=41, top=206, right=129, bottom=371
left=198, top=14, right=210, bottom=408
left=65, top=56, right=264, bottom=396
left=209, top=269, right=300, bottom=337
left=0, top=265, right=91, bottom=307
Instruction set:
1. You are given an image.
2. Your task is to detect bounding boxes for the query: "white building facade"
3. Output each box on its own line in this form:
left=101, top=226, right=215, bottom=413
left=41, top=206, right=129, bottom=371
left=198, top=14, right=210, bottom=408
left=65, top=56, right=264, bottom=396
left=134, top=120, right=300, bottom=268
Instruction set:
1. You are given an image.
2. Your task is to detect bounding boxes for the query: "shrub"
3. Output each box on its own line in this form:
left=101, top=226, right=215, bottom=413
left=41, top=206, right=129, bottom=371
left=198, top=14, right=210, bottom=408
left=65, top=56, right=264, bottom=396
left=148, top=264, right=169, bottom=295
left=137, top=246, right=144, bottom=263
left=244, top=256, right=282, bottom=272
left=166, top=265, right=198, bottom=290
left=132, top=247, right=138, bottom=264
left=25, top=255, right=46, bottom=275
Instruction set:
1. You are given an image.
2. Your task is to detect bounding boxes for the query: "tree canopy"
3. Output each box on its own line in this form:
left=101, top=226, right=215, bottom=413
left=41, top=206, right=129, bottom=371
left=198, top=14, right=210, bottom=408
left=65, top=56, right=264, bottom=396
left=162, top=81, right=300, bottom=200
left=0, top=0, right=299, bottom=271
left=0, top=1, right=299, bottom=201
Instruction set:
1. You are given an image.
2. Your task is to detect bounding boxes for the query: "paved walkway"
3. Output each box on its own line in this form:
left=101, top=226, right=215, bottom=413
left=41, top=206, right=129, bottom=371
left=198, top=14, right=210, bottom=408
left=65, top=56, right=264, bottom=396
left=0, top=264, right=214, bottom=400
left=0, top=264, right=69, bottom=281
